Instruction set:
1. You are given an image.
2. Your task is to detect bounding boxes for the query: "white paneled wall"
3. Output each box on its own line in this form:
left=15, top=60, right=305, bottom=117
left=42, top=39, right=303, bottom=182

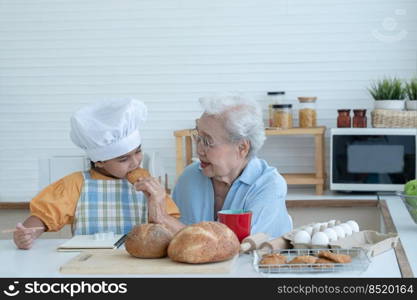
left=0, top=0, right=416, bottom=201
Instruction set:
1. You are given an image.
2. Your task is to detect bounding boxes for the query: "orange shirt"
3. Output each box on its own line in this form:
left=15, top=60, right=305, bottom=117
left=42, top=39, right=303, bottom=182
left=30, top=168, right=180, bottom=232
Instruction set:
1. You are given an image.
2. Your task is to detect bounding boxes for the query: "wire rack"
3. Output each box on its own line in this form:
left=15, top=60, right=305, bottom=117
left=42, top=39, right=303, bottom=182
left=253, top=248, right=370, bottom=274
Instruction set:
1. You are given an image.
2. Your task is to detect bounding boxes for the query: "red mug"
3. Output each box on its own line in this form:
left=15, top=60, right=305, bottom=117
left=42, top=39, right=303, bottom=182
left=217, top=210, right=252, bottom=242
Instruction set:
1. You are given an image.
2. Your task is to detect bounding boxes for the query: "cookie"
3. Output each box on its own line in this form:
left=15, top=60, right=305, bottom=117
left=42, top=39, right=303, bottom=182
left=313, top=258, right=335, bottom=268
left=317, top=250, right=352, bottom=263
left=288, top=255, right=317, bottom=265
left=259, top=253, right=287, bottom=265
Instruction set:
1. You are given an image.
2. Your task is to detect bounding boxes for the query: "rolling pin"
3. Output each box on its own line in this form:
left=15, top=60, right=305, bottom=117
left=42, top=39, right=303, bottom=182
left=240, top=232, right=270, bottom=253
left=259, top=236, right=290, bottom=251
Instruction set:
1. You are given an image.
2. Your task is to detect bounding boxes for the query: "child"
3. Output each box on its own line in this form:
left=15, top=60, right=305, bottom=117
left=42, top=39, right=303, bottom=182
left=13, top=98, right=184, bottom=250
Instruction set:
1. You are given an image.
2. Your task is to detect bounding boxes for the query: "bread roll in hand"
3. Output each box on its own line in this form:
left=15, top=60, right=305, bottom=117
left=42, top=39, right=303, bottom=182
left=126, top=168, right=148, bottom=184
left=167, top=221, right=240, bottom=264
left=125, top=223, right=173, bottom=258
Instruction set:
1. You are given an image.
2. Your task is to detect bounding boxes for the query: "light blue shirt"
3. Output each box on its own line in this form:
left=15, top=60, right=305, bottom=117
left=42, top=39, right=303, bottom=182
left=172, top=157, right=292, bottom=238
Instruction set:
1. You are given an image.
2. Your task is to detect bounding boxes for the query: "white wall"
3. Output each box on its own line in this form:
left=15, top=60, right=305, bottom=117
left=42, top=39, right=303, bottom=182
left=0, top=0, right=416, bottom=202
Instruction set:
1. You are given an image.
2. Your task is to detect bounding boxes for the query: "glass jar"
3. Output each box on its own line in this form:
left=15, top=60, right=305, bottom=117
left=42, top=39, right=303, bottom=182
left=272, top=104, right=293, bottom=129
left=352, top=109, right=367, bottom=128
left=298, top=97, right=317, bottom=128
left=337, top=109, right=351, bottom=128
left=267, top=91, right=285, bottom=127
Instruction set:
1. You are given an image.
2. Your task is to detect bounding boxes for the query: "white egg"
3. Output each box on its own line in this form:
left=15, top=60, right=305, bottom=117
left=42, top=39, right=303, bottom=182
left=313, top=223, right=322, bottom=232
left=323, top=228, right=338, bottom=242
left=319, top=223, right=328, bottom=231
left=293, top=230, right=311, bottom=244
left=311, top=232, right=329, bottom=245
left=303, top=226, right=313, bottom=236
left=333, top=226, right=346, bottom=239
left=346, top=220, right=360, bottom=232
left=327, top=220, right=336, bottom=228
left=340, top=223, right=353, bottom=236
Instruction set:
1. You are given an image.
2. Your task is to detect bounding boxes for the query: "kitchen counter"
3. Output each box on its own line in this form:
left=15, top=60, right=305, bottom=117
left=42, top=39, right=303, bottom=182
left=0, top=238, right=402, bottom=278
left=0, top=192, right=414, bottom=278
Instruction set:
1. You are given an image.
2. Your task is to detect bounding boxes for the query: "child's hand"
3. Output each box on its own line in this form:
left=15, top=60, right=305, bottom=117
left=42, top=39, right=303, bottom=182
left=13, top=223, right=38, bottom=250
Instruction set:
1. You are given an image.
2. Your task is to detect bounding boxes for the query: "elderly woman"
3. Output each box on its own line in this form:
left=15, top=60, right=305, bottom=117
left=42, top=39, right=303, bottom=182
left=172, top=96, right=292, bottom=238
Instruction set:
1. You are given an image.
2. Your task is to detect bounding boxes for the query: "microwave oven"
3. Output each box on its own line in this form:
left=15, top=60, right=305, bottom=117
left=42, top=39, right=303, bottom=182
left=330, top=128, right=417, bottom=192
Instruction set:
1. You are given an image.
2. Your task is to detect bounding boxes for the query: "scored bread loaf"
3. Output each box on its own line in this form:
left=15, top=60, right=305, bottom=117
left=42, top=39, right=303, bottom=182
left=167, top=221, right=240, bottom=264
left=125, top=223, right=173, bottom=258
left=126, top=168, right=148, bottom=184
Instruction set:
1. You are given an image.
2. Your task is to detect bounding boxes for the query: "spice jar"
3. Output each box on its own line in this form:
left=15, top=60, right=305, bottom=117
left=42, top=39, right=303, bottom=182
left=267, top=91, right=285, bottom=127
left=298, top=97, right=317, bottom=128
left=337, top=109, right=351, bottom=128
left=272, top=104, right=293, bottom=129
left=352, top=109, right=367, bottom=128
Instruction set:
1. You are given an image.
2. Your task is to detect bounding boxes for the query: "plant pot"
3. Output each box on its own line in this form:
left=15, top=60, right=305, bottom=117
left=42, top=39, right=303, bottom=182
left=406, top=100, right=417, bottom=111
left=374, top=100, right=405, bottom=110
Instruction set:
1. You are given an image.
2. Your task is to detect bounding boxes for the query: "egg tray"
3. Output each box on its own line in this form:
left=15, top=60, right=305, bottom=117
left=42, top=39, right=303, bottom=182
left=283, top=220, right=356, bottom=249
left=283, top=220, right=332, bottom=249
left=285, top=232, right=398, bottom=257
left=253, top=248, right=370, bottom=274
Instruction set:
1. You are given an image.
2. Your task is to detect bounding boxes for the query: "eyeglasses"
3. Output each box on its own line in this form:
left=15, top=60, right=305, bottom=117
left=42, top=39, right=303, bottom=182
left=191, top=131, right=226, bottom=150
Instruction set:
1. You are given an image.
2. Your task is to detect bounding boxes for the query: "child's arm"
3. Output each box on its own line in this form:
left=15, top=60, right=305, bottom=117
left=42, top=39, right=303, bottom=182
left=13, top=216, right=46, bottom=250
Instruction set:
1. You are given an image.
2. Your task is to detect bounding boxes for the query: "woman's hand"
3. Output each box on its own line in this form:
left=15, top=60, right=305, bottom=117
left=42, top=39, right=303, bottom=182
left=13, top=223, right=39, bottom=250
left=134, top=177, right=168, bottom=223
left=133, top=177, right=166, bottom=204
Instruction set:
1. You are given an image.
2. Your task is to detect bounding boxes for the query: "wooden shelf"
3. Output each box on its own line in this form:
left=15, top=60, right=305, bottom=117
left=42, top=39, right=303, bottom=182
left=265, top=126, right=326, bottom=135
left=173, top=126, right=326, bottom=195
left=282, top=173, right=325, bottom=185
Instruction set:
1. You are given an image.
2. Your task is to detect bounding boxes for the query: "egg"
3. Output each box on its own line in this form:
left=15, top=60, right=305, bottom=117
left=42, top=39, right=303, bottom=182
left=327, top=220, right=336, bottom=228
left=303, top=226, right=313, bottom=236
left=333, top=226, right=346, bottom=239
left=311, top=232, right=329, bottom=246
left=319, top=223, right=328, bottom=231
left=346, top=220, right=360, bottom=232
left=340, top=223, right=353, bottom=236
left=293, top=230, right=311, bottom=244
left=313, top=223, right=322, bottom=232
left=323, top=228, right=338, bottom=242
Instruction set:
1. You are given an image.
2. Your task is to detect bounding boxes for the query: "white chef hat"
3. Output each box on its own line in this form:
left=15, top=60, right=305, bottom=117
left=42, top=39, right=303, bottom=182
left=70, top=98, right=147, bottom=162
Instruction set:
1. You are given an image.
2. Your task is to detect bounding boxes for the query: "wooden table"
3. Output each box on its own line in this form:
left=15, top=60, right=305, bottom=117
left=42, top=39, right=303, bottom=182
left=174, top=126, right=326, bottom=195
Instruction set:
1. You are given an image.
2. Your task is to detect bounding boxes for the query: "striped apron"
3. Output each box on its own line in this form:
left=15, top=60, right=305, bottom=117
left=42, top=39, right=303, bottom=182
left=72, top=171, right=147, bottom=235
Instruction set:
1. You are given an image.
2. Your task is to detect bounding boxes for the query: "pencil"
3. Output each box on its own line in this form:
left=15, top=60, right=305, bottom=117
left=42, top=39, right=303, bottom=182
left=1, top=227, right=44, bottom=233
left=114, top=234, right=128, bottom=248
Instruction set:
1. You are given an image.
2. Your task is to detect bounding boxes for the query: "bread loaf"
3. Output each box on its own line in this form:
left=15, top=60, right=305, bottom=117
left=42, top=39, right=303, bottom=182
left=167, top=221, right=240, bottom=264
left=126, top=168, right=148, bottom=184
left=125, top=223, right=173, bottom=258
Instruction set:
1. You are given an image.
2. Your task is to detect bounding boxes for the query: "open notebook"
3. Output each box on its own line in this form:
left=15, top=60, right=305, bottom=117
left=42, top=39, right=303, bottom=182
left=57, top=233, right=126, bottom=252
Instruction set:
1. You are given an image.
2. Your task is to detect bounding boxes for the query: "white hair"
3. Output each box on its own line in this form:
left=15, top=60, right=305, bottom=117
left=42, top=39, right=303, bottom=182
left=198, top=95, right=266, bottom=158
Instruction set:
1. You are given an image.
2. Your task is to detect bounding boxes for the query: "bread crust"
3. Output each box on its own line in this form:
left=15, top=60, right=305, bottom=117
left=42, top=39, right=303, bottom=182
left=167, top=221, right=240, bottom=264
left=125, top=223, right=173, bottom=258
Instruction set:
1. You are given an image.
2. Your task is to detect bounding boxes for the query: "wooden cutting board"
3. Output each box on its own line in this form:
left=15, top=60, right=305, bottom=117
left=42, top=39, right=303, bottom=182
left=60, top=249, right=237, bottom=275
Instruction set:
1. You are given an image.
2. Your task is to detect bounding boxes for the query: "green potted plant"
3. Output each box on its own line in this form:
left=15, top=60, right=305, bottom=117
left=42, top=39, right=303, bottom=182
left=405, top=77, right=417, bottom=111
left=368, top=77, right=406, bottom=110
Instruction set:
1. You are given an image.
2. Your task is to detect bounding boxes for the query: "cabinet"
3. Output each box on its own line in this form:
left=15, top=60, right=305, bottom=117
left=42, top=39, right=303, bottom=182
left=173, top=126, right=326, bottom=195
